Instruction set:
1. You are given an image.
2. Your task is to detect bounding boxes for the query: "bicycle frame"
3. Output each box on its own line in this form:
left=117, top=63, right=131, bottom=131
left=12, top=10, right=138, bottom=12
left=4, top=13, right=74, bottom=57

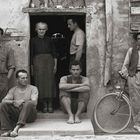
left=110, top=72, right=129, bottom=115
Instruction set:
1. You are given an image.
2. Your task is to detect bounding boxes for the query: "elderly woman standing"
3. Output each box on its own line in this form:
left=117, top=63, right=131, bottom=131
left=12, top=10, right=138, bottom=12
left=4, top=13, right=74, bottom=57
left=121, top=33, right=140, bottom=132
left=30, top=22, right=57, bottom=113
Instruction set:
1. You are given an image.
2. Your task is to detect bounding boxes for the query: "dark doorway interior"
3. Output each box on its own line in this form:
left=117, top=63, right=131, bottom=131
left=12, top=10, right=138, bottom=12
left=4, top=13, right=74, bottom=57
left=30, top=14, right=86, bottom=110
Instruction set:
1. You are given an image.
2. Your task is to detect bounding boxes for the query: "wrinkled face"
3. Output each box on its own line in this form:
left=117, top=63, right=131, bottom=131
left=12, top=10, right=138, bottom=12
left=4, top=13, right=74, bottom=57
left=70, top=65, right=81, bottom=77
left=137, top=34, right=140, bottom=46
left=67, top=19, right=77, bottom=31
left=17, top=72, right=28, bottom=86
left=36, top=23, right=48, bottom=38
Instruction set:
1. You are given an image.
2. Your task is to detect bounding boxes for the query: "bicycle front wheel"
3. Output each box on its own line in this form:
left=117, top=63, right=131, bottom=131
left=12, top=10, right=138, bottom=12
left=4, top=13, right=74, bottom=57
left=94, top=93, right=131, bottom=133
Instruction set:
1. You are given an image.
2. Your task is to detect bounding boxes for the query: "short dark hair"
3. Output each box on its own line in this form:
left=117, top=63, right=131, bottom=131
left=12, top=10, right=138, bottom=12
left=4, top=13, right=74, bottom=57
left=0, top=28, right=4, bottom=35
left=69, top=60, right=82, bottom=70
left=16, top=69, right=28, bottom=78
left=133, top=33, right=140, bottom=41
left=68, top=16, right=79, bottom=25
left=35, top=22, right=48, bottom=29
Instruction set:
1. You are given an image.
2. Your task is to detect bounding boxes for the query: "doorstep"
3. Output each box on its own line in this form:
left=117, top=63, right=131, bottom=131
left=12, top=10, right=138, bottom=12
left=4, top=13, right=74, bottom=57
left=19, top=110, right=94, bottom=136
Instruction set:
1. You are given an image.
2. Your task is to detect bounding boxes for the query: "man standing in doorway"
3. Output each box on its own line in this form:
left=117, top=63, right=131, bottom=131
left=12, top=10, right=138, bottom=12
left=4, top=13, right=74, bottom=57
left=59, top=61, right=90, bottom=124
left=67, top=17, right=86, bottom=75
left=30, top=22, right=57, bottom=113
left=0, top=27, right=15, bottom=102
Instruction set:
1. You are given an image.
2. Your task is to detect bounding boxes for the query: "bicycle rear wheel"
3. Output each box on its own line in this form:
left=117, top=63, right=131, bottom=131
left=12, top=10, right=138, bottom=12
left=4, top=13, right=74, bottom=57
left=94, top=93, right=131, bottom=133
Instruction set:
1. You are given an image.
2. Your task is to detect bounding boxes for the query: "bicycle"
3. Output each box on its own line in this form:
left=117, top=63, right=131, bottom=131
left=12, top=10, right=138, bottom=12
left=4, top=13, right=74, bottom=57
left=94, top=71, right=132, bottom=134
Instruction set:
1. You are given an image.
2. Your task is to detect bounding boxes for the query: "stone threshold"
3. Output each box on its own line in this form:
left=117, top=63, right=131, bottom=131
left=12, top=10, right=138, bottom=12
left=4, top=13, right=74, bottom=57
left=18, top=110, right=94, bottom=136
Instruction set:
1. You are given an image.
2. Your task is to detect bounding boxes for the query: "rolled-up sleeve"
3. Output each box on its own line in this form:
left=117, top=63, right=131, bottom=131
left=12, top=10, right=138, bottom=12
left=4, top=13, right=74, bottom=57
left=121, top=48, right=132, bottom=74
left=2, top=88, right=14, bottom=102
left=31, top=86, right=39, bottom=106
left=7, top=48, right=15, bottom=70
left=76, top=31, right=85, bottom=46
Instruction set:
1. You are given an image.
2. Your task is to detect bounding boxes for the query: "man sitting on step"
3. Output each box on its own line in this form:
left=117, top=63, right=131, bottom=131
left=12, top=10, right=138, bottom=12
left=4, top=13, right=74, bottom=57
left=59, top=61, right=90, bottom=124
left=0, top=69, right=38, bottom=137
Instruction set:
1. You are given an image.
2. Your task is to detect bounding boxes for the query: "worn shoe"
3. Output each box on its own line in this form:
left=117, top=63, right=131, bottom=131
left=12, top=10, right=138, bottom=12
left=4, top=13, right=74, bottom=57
left=48, top=107, right=54, bottom=113
left=42, top=101, right=48, bottom=113
left=42, top=107, right=48, bottom=113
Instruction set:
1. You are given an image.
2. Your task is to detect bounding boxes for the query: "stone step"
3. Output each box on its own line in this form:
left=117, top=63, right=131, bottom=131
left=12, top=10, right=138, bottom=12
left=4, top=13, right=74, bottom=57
left=19, top=118, right=94, bottom=136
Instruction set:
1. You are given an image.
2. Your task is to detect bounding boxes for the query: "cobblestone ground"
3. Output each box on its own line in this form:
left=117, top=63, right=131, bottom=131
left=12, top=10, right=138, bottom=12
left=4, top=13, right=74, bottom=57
left=1, top=135, right=140, bottom=140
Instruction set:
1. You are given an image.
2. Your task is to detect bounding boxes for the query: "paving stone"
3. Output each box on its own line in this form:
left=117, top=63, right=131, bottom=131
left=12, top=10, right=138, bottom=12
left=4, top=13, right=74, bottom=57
left=1, top=135, right=140, bottom=140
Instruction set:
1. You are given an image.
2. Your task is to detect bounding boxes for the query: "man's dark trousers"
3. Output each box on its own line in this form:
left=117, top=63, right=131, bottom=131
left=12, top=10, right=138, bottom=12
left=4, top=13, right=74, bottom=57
left=0, top=102, right=37, bottom=131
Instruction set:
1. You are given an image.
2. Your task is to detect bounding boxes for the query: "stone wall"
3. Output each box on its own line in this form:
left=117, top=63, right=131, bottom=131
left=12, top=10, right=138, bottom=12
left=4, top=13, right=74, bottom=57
left=85, top=0, right=106, bottom=118
left=85, top=0, right=131, bottom=132
left=111, top=0, right=130, bottom=86
left=0, top=0, right=30, bottom=72
left=0, top=0, right=132, bottom=132
left=0, top=0, right=30, bottom=86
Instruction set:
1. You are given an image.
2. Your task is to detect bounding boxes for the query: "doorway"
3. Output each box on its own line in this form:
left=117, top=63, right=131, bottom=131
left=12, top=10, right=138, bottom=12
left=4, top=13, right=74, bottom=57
left=30, top=14, right=86, bottom=110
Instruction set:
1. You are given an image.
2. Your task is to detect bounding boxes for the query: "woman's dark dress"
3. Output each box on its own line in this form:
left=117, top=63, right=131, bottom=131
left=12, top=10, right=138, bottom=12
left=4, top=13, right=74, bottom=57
left=30, top=36, right=57, bottom=99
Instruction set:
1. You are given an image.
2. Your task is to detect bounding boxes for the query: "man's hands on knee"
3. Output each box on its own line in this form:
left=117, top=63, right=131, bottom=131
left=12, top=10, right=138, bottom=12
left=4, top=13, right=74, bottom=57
left=13, top=100, right=25, bottom=108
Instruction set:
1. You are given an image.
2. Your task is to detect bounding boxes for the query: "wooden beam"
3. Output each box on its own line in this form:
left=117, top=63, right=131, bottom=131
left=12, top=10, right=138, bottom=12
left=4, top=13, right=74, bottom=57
left=104, top=0, right=113, bottom=86
left=22, top=7, right=86, bottom=15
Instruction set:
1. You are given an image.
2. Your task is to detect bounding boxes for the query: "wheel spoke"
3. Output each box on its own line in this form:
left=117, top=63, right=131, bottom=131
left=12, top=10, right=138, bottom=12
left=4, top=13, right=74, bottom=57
left=112, top=112, right=130, bottom=116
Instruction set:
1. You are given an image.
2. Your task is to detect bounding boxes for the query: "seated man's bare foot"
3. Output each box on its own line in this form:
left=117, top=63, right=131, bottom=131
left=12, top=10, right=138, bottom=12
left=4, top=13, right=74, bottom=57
left=75, top=115, right=81, bottom=123
left=10, top=131, right=18, bottom=137
left=1, top=131, right=11, bottom=137
left=67, top=115, right=74, bottom=124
